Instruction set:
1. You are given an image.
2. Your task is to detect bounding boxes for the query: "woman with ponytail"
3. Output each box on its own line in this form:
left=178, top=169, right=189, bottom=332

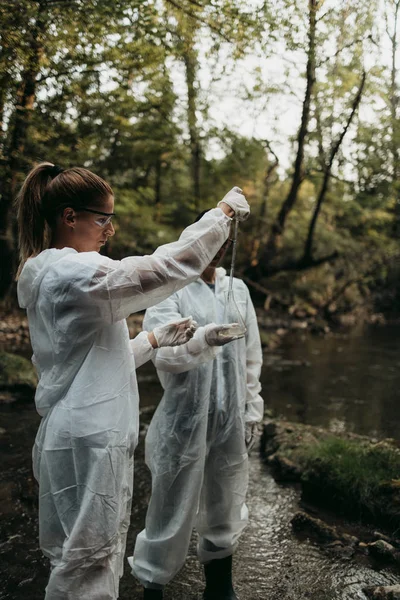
left=15, top=161, right=250, bottom=600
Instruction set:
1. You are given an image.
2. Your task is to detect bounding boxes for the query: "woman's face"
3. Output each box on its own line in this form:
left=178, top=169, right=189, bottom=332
left=62, top=195, right=116, bottom=253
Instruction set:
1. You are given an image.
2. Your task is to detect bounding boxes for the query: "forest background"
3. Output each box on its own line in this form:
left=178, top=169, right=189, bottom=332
left=1, top=0, right=400, bottom=322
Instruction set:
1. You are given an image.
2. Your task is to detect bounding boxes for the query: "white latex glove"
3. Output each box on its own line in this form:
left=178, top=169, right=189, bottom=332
left=153, top=316, right=198, bottom=348
left=245, top=423, right=259, bottom=453
left=204, top=323, right=245, bottom=347
left=217, top=186, right=250, bottom=221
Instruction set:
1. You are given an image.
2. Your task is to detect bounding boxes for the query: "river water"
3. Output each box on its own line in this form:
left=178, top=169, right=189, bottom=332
left=261, top=324, right=400, bottom=441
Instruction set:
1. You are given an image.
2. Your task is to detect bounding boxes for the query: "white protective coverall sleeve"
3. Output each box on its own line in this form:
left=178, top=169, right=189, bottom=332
left=130, top=318, right=199, bottom=370
left=244, top=286, right=264, bottom=423
left=143, top=295, right=221, bottom=374
left=130, top=331, right=156, bottom=369
left=54, top=208, right=231, bottom=326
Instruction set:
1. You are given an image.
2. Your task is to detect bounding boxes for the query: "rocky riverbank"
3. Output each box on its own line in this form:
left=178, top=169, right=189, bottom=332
left=261, top=419, right=400, bottom=572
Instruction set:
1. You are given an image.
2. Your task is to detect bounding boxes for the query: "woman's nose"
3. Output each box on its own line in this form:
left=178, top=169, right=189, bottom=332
left=107, top=222, right=115, bottom=237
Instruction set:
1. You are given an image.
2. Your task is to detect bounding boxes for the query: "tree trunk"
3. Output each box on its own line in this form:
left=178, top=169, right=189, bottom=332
left=0, top=4, right=45, bottom=300
left=183, top=49, right=201, bottom=210
left=262, top=0, right=318, bottom=262
left=390, top=1, right=400, bottom=234
left=303, top=71, right=366, bottom=262
left=154, top=158, right=162, bottom=222
left=249, top=142, right=279, bottom=269
left=0, top=73, right=12, bottom=153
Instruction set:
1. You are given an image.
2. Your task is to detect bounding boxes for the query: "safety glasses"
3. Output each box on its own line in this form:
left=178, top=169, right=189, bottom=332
left=77, top=207, right=116, bottom=228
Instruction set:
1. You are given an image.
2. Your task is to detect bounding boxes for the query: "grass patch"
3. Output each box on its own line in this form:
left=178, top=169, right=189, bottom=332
left=296, top=437, right=400, bottom=527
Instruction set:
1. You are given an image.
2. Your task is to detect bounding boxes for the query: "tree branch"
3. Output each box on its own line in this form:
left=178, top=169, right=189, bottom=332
left=239, top=274, right=272, bottom=297
left=262, top=139, right=279, bottom=166
left=321, top=276, right=361, bottom=313
left=316, top=7, right=335, bottom=23
left=272, top=251, right=340, bottom=275
left=318, top=36, right=371, bottom=66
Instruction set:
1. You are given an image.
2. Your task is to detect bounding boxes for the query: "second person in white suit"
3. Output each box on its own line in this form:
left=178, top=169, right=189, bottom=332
left=130, top=212, right=264, bottom=600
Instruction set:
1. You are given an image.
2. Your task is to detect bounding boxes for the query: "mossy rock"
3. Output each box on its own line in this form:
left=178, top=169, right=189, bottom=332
left=262, top=419, right=400, bottom=534
left=298, top=437, right=400, bottom=529
left=0, top=351, right=37, bottom=390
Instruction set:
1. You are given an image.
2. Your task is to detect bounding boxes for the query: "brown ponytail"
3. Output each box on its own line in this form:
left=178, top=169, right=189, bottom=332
left=15, top=162, right=113, bottom=277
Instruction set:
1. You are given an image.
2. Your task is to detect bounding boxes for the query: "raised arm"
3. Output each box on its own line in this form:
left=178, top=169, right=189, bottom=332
left=89, top=207, right=232, bottom=322
left=57, top=188, right=249, bottom=324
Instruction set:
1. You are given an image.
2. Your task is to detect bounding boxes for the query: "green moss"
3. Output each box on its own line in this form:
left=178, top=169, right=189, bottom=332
left=263, top=420, right=400, bottom=531
left=296, top=437, right=400, bottom=524
left=0, top=352, right=37, bottom=389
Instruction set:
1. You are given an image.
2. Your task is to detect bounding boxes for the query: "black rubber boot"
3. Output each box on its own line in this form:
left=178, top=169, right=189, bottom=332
left=203, top=555, right=238, bottom=600
left=143, top=588, right=163, bottom=599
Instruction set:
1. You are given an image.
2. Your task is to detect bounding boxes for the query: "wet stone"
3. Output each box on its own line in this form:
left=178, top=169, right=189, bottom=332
left=263, top=420, right=278, bottom=438
left=291, top=511, right=359, bottom=546
left=373, top=531, right=400, bottom=549
left=267, top=454, right=302, bottom=482
left=364, top=585, right=400, bottom=599
left=368, top=540, right=400, bottom=564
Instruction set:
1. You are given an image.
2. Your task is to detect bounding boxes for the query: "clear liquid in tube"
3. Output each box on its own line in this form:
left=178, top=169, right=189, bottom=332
left=218, top=290, right=247, bottom=340
left=218, top=217, right=246, bottom=340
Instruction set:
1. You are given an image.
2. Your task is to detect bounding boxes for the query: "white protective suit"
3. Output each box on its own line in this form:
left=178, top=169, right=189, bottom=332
left=17, top=208, right=231, bottom=600
left=130, top=267, right=263, bottom=588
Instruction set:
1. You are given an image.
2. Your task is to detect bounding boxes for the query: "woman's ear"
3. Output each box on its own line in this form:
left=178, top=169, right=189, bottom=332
left=62, top=207, right=76, bottom=228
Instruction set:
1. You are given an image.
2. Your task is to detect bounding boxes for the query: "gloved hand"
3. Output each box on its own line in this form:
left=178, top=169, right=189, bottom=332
left=217, top=186, right=250, bottom=221
left=204, top=323, right=245, bottom=346
left=245, top=422, right=259, bottom=453
left=153, top=316, right=198, bottom=348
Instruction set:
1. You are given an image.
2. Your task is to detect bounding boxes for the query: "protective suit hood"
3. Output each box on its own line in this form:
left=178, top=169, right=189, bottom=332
left=17, top=248, right=77, bottom=309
